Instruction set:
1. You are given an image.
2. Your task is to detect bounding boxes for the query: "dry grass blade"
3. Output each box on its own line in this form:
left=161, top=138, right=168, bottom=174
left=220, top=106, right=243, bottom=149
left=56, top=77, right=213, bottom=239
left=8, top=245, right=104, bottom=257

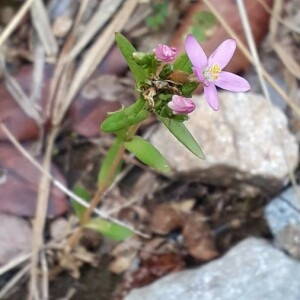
left=257, top=0, right=300, bottom=34
left=0, top=264, right=30, bottom=299
left=0, top=0, right=35, bottom=48
left=272, top=42, right=300, bottom=79
left=30, top=42, right=45, bottom=105
left=48, top=0, right=89, bottom=119
left=201, top=0, right=300, bottom=117
left=236, top=0, right=300, bottom=206
left=269, top=0, right=300, bottom=79
left=0, top=253, right=31, bottom=276
left=60, top=0, right=139, bottom=121
left=40, top=250, right=49, bottom=300
left=31, top=0, right=58, bottom=59
left=65, top=0, right=124, bottom=63
left=29, top=127, right=58, bottom=300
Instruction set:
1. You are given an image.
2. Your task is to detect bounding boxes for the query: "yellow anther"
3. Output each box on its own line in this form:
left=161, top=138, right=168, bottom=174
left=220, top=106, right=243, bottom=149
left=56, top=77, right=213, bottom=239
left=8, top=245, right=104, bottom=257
left=203, top=63, right=221, bottom=81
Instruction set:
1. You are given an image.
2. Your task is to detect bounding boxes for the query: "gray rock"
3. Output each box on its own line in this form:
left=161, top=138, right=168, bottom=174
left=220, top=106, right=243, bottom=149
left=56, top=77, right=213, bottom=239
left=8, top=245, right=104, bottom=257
left=265, top=186, right=300, bottom=258
left=151, top=92, right=298, bottom=193
left=125, top=238, right=300, bottom=300
left=265, top=186, right=300, bottom=235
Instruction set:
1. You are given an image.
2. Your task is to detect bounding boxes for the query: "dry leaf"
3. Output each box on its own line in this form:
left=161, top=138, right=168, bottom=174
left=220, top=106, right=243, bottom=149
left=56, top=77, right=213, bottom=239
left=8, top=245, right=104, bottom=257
left=0, top=143, right=68, bottom=217
left=150, top=203, right=184, bottom=235
left=182, top=212, right=218, bottom=261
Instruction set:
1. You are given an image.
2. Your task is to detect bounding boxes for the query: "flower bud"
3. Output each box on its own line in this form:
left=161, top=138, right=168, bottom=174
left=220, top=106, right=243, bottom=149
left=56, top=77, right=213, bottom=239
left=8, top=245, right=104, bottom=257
left=167, top=95, right=196, bottom=115
left=153, top=44, right=177, bottom=62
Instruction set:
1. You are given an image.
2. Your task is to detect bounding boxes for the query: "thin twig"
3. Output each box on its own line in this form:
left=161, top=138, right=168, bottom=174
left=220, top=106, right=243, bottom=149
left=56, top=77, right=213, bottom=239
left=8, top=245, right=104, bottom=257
left=0, top=0, right=35, bottom=48
left=0, top=122, right=149, bottom=239
left=202, top=0, right=300, bottom=117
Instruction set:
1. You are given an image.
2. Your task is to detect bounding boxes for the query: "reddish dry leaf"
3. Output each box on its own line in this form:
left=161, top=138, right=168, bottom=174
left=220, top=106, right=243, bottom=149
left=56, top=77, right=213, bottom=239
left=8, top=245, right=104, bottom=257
left=171, top=0, right=273, bottom=73
left=69, top=74, right=136, bottom=138
left=131, top=253, right=185, bottom=287
left=0, top=65, right=51, bottom=142
left=0, top=143, right=68, bottom=217
left=0, top=213, right=31, bottom=266
left=182, top=212, right=218, bottom=261
left=0, top=91, right=40, bottom=142
left=0, top=46, right=128, bottom=142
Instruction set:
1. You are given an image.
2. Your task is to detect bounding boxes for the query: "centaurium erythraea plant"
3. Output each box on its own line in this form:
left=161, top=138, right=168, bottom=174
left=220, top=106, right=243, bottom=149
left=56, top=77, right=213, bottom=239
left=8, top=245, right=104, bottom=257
left=101, top=32, right=253, bottom=175
left=185, top=34, right=251, bottom=111
left=85, top=32, right=253, bottom=242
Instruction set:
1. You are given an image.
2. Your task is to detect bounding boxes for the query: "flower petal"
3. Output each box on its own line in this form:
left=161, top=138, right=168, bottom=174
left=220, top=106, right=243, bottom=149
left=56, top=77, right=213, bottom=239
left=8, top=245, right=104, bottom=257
left=192, top=67, right=204, bottom=82
left=208, top=39, right=236, bottom=69
left=215, top=71, right=251, bottom=92
left=204, top=84, right=219, bottom=111
left=185, top=34, right=207, bottom=69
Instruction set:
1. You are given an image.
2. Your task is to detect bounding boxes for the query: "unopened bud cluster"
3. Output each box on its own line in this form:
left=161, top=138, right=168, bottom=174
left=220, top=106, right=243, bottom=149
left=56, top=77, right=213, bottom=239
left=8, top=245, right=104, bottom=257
left=133, top=44, right=198, bottom=118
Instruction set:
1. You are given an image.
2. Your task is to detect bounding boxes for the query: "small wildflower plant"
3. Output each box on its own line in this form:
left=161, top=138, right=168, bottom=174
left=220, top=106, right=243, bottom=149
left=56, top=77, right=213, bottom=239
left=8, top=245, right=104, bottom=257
left=82, top=33, right=250, bottom=239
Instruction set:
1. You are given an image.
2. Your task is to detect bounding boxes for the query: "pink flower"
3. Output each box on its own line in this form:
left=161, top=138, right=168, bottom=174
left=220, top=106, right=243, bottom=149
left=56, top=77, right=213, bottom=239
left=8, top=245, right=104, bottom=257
left=168, top=95, right=196, bottom=115
left=185, top=34, right=251, bottom=111
left=153, top=44, right=177, bottom=62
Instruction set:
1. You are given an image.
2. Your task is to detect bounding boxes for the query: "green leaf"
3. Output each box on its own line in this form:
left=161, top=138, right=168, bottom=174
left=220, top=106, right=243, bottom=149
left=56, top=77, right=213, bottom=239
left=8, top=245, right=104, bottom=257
left=191, top=26, right=205, bottom=43
left=101, top=110, right=130, bottom=132
left=124, top=136, right=171, bottom=174
left=181, top=82, right=199, bottom=97
left=115, top=33, right=147, bottom=83
left=173, top=53, right=192, bottom=73
left=86, top=218, right=133, bottom=241
left=158, top=116, right=205, bottom=159
left=101, top=100, right=149, bottom=133
left=72, top=184, right=91, bottom=222
left=98, top=139, right=124, bottom=188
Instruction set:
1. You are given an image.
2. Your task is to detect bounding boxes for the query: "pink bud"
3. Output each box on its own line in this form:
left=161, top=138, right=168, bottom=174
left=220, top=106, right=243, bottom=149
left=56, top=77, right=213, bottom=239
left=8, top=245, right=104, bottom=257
left=153, top=44, right=177, bottom=62
left=167, top=95, right=196, bottom=115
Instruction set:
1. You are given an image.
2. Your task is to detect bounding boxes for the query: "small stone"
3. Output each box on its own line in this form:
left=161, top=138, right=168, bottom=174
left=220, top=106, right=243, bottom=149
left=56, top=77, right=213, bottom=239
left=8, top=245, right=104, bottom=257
left=0, top=213, right=31, bottom=266
left=151, top=92, right=298, bottom=194
left=50, top=217, right=70, bottom=240
left=125, top=238, right=300, bottom=300
left=264, top=185, right=300, bottom=258
left=265, top=186, right=300, bottom=235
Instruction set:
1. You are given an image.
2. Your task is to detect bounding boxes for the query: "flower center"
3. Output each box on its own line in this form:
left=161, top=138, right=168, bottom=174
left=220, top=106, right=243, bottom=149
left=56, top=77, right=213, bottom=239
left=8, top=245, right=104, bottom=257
left=203, top=63, right=221, bottom=81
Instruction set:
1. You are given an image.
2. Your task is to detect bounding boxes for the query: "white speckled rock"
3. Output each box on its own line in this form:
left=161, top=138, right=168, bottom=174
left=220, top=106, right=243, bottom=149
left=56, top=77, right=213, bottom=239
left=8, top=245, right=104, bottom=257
left=125, top=238, right=300, bottom=300
left=151, top=92, right=298, bottom=191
